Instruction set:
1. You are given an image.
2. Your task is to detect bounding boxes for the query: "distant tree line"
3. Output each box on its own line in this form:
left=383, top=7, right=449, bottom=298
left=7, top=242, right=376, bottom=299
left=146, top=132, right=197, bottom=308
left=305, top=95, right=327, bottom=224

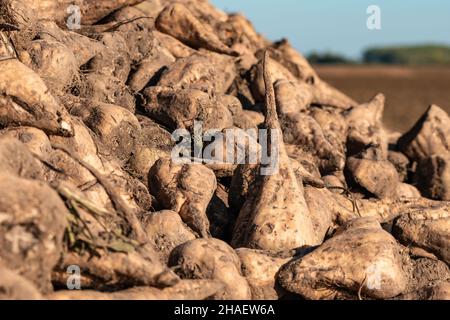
left=307, top=52, right=354, bottom=64
left=307, top=45, right=450, bottom=65
left=363, top=45, right=450, bottom=65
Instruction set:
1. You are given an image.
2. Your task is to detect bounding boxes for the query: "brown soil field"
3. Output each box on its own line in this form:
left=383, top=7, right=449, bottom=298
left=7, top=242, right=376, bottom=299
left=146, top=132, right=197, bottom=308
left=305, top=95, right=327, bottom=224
left=316, top=65, right=450, bottom=132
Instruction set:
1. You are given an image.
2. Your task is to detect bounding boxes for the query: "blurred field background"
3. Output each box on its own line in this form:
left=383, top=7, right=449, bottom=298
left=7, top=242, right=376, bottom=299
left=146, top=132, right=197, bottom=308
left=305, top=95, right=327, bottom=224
left=316, top=65, right=450, bottom=132
left=211, top=0, right=450, bottom=133
left=310, top=46, right=450, bottom=132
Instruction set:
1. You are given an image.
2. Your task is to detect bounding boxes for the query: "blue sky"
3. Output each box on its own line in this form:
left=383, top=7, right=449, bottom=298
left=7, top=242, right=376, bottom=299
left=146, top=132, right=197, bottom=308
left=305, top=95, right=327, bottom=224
left=211, top=0, right=450, bottom=58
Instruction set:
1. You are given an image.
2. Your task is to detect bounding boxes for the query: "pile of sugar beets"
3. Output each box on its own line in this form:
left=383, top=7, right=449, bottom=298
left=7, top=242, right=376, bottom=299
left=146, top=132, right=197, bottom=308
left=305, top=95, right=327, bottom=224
left=0, top=0, right=449, bottom=300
